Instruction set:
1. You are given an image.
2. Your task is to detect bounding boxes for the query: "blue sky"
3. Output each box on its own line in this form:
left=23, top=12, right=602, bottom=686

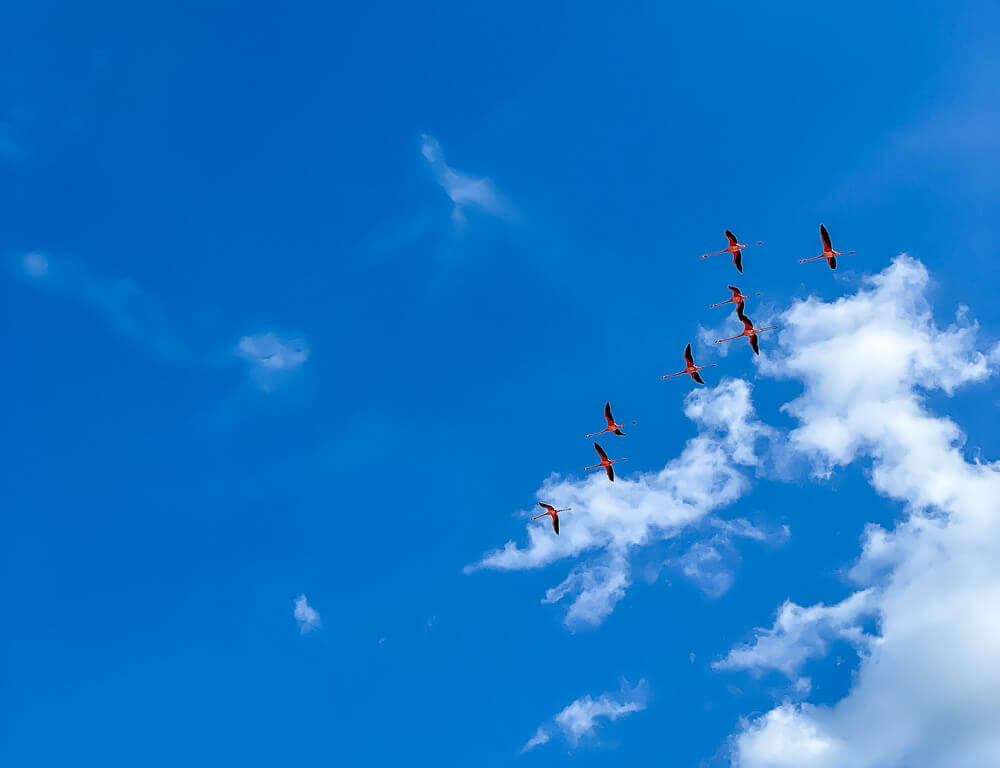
left=4, top=2, right=1000, bottom=766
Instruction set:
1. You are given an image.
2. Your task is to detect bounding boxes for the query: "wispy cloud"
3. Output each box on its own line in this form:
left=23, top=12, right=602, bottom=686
left=420, top=134, right=509, bottom=223
left=15, top=251, right=185, bottom=360
left=714, top=589, right=878, bottom=680
left=468, top=379, right=776, bottom=628
left=236, top=333, right=310, bottom=390
left=725, top=256, right=1000, bottom=768
left=522, top=679, right=648, bottom=753
left=293, top=594, right=320, bottom=634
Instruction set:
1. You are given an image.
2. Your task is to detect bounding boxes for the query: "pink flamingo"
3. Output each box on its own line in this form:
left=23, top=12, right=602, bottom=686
left=701, top=230, right=763, bottom=274
left=715, top=309, right=777, bottom=355
left=586, top=402, right=636, bottom=438
left=709, top=284, right=760, bottom=310
left=531, top=502, right=571, bottom=535
left=800, top=224, right=853, bottom=270
left=585, top=442, right=626, bottom=482
left=662, top=343, right=716, bottom=385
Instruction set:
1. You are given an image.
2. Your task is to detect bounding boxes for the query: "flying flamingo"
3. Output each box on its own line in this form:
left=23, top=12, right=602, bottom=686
left=709, top=284, right=760, bottom=310
left=585, top=442, right=626, bottom=482
left=715, top=309, right=778, bottom=355
left=800, top=224, right=853, bottom=270
left=531, top=502, right=571, bottom=535
left=701, top=230, right=763, bottom=274
left=662, top=343, right=716, bottom=385
left=585, top=402, right=636, bottom=438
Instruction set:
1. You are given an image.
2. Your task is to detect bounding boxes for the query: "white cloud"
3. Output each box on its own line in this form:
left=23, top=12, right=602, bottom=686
left=15, top=251, right=185, bottom=359
left=725, top=256, right=1000, bottom=768
left=468, top=379, right=776, bottom=628
left=293, top=594, right=320, bottom=634
left=523, top=679, right=648, bottom=752
left=420, top=134, right=508, bottom=223
left=236, top=333, right=309, bottom=389
left=714, top=589, right=879, bottom=680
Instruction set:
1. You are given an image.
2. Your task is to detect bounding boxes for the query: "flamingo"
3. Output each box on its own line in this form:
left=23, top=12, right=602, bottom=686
left=585, top=402, right=636, bottom=438
left=531, top=502, right=571, bottom=535
left=701, top=230, right=763, bottom=274
left=585, top=442, right=627, bottom=482
left=662, top=343, right=716, bottom=384
left=715, top=308, right=777, bottom=355
left=800, top=224, right=853, bottom=270
left=709, top=284, right=760, bottom=310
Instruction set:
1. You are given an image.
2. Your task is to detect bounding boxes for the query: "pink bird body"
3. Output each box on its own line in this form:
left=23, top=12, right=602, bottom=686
left=701, top=230, right=763, bottom=274
left=709, top=284, right=760, bottom=311
left=662, top=343, right=716, bottom=384
left=584, top=442, right=627, bottom=482
left=531, top=502, right=571, bottom=535
left=715, top=309, right=778, bottom=355
left=586, top=402, right=632, bottom=438
left=800, top=224, right=853, bottom=270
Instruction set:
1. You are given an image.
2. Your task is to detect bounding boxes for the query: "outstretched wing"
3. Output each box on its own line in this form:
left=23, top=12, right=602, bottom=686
left=684, top=343, right=694, bottom=366
left=829, top=254, right=838, bottom=270
left=552, top=514, right=560, bottom=535
left=738, top=309, right=754, bottom=331
left=691, top=370, right=705, bottom=385
left=750, top=334, right=760, bottom=355
left=604, top=401, right=614, bottom=426
left=734, top=250, right=743, bottom=273
left=538, top=502, right=556, bottom=513
left=820, top=224, right=832, bottom=251
left=725, top=229, right=738, bottom=245
left=606, top=464, right=615, bottom=482
left=594, top=442, right=609, bottom=461
left=728, top=285, right=741, bottom=298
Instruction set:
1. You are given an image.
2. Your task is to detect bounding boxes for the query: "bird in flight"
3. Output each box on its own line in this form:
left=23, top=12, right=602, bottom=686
left=800, top=224, right=853, bottom=270
left=701, top=230, right=763, bottom=273
left=662, top=343, right=716, bottom=384
left=531, top=502, right=571, bottom=535
left=709, top=284, right=759, bottom=311
left=715, top=308, right=778, bottom=355
left=586, top=402, right=635, bottom=438
left=585, top=442, right=626, bottom=482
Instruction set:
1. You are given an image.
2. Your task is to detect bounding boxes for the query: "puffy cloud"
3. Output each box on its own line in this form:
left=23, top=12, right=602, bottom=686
left=522, top=679, right=648, bottom=752
left=468, top=379, right=775, bottom=628
left=293, top=594, right=320, bottom=634
left=726, top=256, right=1000, bottom=768
left=420, top=134, right=509, bottom=223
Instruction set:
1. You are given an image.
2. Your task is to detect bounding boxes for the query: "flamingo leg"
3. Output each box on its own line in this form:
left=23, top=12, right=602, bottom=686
left=700, top=249, right=729, bottom=259
left=585, top=426, right=611, bottom=438
left=709, top=299, right=735, bottom=308
left=799, top=255, right=827, bottom=263
left=715, top=334, right=745, bottom=343
left=661, top=370, right=689, bottom=379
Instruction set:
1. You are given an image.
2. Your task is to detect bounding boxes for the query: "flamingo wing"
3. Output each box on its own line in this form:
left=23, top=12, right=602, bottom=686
left=750, top=334, right=760, bottom=355
left=728, top=285, right=741, bottom=298
left=690, top=370, right=705, bottom=385
left=820, top=224, right=833, bottom=251
left=538, top=502, right=556, bottom=513
left=613, top=428, right=625, bottom=436
left=736, top=299, right=745, bottom=315
left=829, top=254, right=838, bottom=270
left=725, top=229, right=738, bottom=245
left=594, top=442, right=609, bottom=461
left=552, top=514, right=560, bottom=535
left=734, top=249, right=743, bottom=273
left=738, top=309, right=754, bottom=331
left=684, top=343, right=695, bottom=367
left=604, top=401, right=615, bottom=426
left=606, top=464, right=615, bottom=482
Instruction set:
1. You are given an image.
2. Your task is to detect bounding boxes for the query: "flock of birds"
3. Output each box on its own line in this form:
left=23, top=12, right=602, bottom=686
left=531, top=224, right=853, bottom=535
